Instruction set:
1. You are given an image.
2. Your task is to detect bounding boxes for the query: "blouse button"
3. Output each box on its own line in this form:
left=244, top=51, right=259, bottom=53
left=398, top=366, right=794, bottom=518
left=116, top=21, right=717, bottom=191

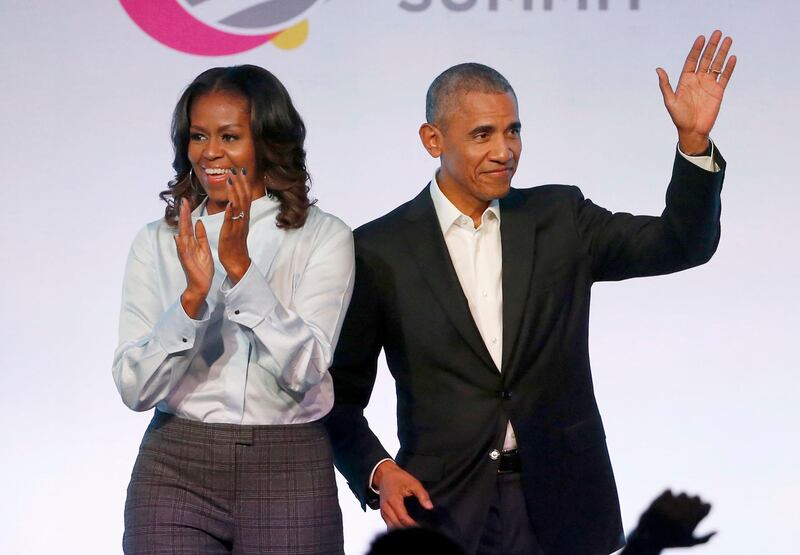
left=181, top=337, right=188, bottom=343
left=234, top=310, right=240, bottom=315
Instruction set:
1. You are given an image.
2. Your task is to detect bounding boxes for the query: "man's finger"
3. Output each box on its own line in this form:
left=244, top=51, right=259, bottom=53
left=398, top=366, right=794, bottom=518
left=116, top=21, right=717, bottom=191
left=697, top=30, right=722, bottom=73
left=410, top=483, right=434, bottom=510
left=681, top=35, right=705, bottom=74
left=388, top=495, right=418, bottom=527
left=718, top=55, right=736, bottom=90
left=656, top=68, right=675, bottom=105
left=709, top=36, right=732, bottom=74
left=380, top=503, right=402, bottom=529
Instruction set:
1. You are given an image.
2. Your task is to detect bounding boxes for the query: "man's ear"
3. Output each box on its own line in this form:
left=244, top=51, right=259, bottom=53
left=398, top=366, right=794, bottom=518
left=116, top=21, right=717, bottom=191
left=419, top=123, right=443, bottom=158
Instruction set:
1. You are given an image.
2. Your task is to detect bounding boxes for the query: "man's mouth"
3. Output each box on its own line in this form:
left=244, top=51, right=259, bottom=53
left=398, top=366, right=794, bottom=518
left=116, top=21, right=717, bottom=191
left=485, top=167, right=514, bottom=176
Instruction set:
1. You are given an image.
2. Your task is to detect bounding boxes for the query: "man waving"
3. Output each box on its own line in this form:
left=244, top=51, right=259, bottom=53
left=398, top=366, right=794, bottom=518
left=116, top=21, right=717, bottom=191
left=326, top=31, right=735, bottom=555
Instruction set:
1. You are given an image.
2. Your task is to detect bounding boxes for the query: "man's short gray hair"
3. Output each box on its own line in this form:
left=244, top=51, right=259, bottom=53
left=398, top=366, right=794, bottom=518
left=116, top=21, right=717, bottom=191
left=425, top=63, right=516, bottom=127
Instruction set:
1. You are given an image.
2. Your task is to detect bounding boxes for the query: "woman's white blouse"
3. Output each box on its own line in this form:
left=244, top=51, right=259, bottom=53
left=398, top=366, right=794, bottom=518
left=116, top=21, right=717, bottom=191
left=112, top=195, right=355, bottom=424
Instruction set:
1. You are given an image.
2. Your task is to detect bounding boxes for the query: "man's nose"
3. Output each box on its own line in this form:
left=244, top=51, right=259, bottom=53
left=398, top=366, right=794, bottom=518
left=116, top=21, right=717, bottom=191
left=489, top=138, right=513, bottom=163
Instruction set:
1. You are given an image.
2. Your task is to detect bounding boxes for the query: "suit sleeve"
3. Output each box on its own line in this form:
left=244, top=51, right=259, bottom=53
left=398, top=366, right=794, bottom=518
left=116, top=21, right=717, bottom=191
left=323, top=238, right=392, bottom=510
left=575, top=147, right=725, bottom=282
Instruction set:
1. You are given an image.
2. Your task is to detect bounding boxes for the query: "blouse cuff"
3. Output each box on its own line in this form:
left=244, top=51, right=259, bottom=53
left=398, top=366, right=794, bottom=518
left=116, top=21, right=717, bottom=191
left=153, top=298, right=210, bottom=354
left=221, top=262, right=279, bottom=329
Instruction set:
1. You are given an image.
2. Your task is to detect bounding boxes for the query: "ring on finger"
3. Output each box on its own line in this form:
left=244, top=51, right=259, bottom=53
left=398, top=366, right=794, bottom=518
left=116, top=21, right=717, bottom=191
left=231, top=211, right=245, bottom=221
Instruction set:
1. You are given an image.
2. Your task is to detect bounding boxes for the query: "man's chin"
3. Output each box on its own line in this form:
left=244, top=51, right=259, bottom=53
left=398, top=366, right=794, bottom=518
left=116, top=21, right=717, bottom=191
left=480, top=182, right=512, bottom=201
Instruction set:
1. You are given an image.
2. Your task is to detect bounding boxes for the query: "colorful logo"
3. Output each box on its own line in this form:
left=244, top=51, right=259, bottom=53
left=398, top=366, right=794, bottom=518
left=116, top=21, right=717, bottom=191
left=120, top=0, right=324, bottom=56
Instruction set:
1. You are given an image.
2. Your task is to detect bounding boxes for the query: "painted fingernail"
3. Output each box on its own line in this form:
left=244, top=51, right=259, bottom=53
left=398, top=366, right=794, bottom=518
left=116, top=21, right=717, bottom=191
left=227, top=177, right=232, bottom=185
left=230, top=167, right=237, bottom=176
left=241, top=167, right=247, bottom=176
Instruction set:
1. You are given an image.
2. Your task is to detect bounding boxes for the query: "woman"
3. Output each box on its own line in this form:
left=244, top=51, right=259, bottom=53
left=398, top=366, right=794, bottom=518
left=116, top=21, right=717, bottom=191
left=113, top=65, right=353, bottom=555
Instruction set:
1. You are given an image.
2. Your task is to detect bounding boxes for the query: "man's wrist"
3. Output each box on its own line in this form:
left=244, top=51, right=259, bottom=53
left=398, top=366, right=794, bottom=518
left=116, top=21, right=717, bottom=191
left=678, top=132, right=711, bottom=156
left=371, top=459, right=396, bottom=492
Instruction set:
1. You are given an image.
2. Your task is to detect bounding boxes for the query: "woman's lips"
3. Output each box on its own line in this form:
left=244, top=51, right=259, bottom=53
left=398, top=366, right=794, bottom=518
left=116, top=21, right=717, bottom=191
left=202, top=168, right=229, bottom=185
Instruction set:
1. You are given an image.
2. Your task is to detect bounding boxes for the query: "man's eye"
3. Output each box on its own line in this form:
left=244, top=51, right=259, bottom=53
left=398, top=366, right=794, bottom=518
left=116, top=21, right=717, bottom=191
left=475, top=133, right=489, bottom=140
left=509, top=128, right=521, bottom=136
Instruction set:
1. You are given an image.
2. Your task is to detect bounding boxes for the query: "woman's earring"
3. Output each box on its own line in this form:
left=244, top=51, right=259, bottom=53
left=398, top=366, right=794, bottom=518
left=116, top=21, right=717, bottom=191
left=188, top=169, right=198, bottom=191
left=188, top=169, right=206, bottom=195
left=264, top=174, right=275, bottom=199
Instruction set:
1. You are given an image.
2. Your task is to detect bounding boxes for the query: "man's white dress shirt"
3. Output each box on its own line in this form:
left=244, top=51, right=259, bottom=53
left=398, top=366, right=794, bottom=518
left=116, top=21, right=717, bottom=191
left=112, top=194, right=355, bottom=425
left=428, top=178, right=520, bottom=450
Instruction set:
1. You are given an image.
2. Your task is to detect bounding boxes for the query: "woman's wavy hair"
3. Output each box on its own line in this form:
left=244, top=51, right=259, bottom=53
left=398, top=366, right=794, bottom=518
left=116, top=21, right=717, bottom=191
left=160, top=65, right=314, bottom=229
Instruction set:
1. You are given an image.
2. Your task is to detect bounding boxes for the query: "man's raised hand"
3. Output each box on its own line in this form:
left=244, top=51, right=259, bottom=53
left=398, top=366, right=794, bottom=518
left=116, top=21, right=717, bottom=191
left=656, top=30, right=736, bottom=154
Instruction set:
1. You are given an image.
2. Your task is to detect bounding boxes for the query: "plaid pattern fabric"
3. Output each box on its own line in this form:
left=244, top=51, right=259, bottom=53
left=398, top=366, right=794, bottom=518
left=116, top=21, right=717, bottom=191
left=123, top=411, right=344, bottom=555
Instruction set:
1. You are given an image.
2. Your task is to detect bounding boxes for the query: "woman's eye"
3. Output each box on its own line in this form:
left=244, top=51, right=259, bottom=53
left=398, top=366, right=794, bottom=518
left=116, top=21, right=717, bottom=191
left=222, top=134, right=238, bottom=142
left=190, top=133, right=205, bottom=142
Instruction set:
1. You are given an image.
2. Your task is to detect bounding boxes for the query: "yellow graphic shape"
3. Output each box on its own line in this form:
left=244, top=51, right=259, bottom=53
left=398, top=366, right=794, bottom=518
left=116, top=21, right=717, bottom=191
left=272, top=20, right=309, bottom=50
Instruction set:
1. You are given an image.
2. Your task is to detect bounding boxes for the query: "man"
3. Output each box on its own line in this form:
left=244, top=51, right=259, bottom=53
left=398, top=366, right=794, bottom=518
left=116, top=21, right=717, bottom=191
left=325, top=31, right=735, bottom=555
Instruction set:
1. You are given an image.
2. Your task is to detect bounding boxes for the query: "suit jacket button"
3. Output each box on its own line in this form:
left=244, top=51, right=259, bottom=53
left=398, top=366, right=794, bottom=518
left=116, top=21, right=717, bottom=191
left=501, top=390, right=512, bottom=400
left=489, top=449, right=500, bottom=461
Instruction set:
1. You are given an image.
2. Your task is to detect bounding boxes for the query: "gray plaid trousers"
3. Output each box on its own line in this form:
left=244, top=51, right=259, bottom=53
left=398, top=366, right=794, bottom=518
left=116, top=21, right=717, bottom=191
left=123, top=411, right=344, bottom=555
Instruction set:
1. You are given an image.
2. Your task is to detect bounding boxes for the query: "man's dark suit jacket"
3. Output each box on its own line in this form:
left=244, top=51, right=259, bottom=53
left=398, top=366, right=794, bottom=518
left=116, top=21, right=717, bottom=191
left=324, top=151, right=724, bottom=555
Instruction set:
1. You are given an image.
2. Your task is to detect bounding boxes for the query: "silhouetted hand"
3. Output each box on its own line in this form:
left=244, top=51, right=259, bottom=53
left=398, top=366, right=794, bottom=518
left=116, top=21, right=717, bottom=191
left=622, top=490, right=715, bottom=555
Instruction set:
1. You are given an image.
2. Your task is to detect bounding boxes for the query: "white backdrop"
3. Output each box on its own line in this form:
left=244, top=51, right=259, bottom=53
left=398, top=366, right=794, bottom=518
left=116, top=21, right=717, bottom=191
left=1, top=1, right=798, bottom=553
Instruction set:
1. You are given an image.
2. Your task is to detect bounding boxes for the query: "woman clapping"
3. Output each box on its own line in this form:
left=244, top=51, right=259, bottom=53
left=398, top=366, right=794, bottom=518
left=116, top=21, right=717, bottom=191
left=113, top=65, right=352, bottom=555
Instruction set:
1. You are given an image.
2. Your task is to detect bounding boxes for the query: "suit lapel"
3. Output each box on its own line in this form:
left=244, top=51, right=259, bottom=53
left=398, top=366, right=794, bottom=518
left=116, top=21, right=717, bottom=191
left=402, top=185, right=497, bottom=372
left=500, top=188, right=537, bottom=375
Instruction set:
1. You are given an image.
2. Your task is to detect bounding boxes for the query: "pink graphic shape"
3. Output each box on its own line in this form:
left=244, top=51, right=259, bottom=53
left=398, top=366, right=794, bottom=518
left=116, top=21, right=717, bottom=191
left=120, top=0, right=278, bottom=56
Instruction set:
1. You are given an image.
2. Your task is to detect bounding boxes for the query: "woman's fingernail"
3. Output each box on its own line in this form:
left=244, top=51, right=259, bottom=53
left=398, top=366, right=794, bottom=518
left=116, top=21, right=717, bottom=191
left=230, top=167, right=237, bottom=176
